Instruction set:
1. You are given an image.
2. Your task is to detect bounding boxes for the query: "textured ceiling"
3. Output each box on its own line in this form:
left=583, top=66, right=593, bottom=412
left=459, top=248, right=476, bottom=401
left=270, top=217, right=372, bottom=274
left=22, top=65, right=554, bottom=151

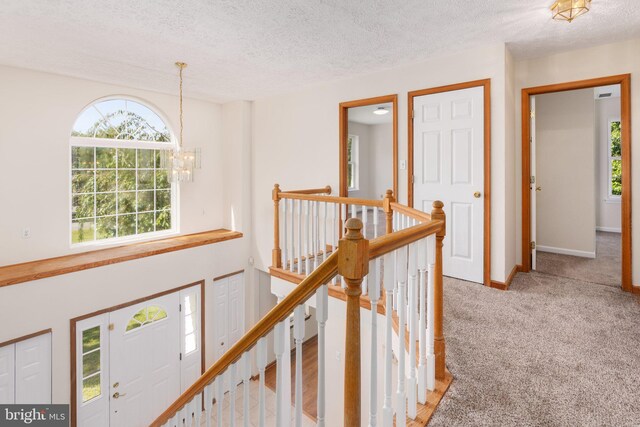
left=0, top=1, right=638, bottom=102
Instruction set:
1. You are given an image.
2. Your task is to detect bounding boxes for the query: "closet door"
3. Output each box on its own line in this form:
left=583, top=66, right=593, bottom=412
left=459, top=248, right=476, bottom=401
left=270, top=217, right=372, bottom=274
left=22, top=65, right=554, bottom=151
left=15, top=333, right=51, bottom=404
left=0, top=345, right=15, bottom=404
left=212, top=281, right=229, bottom=362
left=227, top=273, right=245, bottom=347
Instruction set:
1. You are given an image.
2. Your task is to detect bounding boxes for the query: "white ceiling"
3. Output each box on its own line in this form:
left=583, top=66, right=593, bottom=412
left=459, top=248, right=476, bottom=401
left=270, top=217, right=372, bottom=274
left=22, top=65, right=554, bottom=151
left=349, top=103, right=393, bottom=125
left=0, top=1, right=638, bottom=102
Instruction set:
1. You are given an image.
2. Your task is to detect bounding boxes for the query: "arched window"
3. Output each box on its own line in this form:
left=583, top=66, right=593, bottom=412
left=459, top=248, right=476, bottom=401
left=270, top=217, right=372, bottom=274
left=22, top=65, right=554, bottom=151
left=70, top=98, right=175, bottom=244
left=125, top=305, right=168, bottom=332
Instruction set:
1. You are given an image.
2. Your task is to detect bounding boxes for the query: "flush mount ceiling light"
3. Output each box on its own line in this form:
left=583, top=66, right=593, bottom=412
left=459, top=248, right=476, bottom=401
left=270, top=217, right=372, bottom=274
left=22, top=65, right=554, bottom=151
left=551, top=0, right=591, bottom=23
left=373, top=107, right=389, bottom=115
left=161, top=62, right=201, bottom=183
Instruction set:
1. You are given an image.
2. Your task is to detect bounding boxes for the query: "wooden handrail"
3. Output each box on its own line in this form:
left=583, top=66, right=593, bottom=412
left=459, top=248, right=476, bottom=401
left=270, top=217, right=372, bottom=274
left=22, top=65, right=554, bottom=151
left=150, top=251, right=340, bottom=427
left=390, top=202, right=431, bottom=222
left=369, top=220, right=443, bottom=259
left=279, top=192, right=384, bottom=207
left=280, top=185, right=332, bottom=195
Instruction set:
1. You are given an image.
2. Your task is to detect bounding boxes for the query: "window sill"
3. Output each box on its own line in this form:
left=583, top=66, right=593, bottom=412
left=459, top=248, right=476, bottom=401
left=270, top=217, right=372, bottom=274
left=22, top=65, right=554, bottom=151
left=0, top=229, right=243, bottom=288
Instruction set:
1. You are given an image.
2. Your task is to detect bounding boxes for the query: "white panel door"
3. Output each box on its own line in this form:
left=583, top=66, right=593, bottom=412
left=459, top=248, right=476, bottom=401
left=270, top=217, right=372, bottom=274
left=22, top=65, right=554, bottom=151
left=15, top=333, right=51, bottom=404
left=179, top=286, right=202, bottom=392
left=212, top=282, right=229, bottom=362
left=109, top=293, right=180, bottom=427
left=0, top=345, right=15, bottom=404
left=413, top=86, right=484, bottom=283
left=227, top=273, right=245, bottom=346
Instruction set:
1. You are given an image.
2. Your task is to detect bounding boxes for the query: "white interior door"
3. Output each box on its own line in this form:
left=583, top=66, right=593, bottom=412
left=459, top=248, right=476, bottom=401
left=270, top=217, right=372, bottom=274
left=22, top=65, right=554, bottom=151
left=109, top=293, right=180, bottom=427
left=413, top=86, right=485, bottom=283
left=179, top=286, right=202, bottom=392
left=0, top=345, right=15, bottom=404
left=530, top=96, right=537, bottom=270
left=15, top=333, right=51, bottom=404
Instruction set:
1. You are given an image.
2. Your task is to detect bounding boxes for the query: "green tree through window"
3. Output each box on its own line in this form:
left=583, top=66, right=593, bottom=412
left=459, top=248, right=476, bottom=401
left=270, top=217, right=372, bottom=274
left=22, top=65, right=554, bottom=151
left=609, top=121, right=622, bottom=197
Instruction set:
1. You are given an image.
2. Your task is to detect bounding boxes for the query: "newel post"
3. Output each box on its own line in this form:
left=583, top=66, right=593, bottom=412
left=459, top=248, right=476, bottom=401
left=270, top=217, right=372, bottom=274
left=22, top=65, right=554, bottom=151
left=431, top=201, right=446, bottom=380
left=383, top=189, right=395, bottom=235
left=272, top=184, right=282, bottom=268
left=338, top=218, right=369, bottom=427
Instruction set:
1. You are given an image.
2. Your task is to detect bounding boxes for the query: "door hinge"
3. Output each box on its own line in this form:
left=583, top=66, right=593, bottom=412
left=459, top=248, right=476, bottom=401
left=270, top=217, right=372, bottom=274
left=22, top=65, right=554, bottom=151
left=530, top=241, right=536, bottom=250
left=411, top=109, right=414, bottom=120
left=530, top=110, right=535, bottom=119
left=179, top=353, right=182, bottom=361
left=108, top=323, right=114, bottom=331
left=179, top=303, right=182, bottom=312
left=530, top=176, right=535, bottom=184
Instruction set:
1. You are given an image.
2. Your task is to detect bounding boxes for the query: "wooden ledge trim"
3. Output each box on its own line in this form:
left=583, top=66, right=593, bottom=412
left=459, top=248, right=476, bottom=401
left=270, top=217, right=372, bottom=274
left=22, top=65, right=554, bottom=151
left=489, top=264, right=523, bottom=291
left=0, top=229, right=242, bottom=288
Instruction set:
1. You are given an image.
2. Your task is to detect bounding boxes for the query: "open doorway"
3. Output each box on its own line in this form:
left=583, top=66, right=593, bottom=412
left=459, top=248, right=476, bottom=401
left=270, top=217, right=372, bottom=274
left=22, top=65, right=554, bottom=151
left=522, top=75, right=631, bottom=291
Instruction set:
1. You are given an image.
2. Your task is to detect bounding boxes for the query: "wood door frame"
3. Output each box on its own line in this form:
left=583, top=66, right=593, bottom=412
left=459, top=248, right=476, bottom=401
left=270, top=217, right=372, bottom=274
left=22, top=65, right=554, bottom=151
left=69, top=280, right=206, bottom=427
left=339, top=94, right=398, bottom=198
left=521, top=74, right=632, bottom=292
left=408, top=79, right=492, bottom=287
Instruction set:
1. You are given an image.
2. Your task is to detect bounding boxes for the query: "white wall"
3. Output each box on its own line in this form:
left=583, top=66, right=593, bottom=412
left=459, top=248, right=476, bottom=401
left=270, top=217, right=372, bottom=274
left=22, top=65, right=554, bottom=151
left=535, top=89, right=596, bottom=255
left=595, top=97, right=622, bottom=232
left=347, top=121, right=372, bottom=199
left=369, top=123, right=394, bottom=200
left=0, top=65, right=225, bottom=265
left=514, top=38, right=640, bottom=282
left=252, top=43, right=510, bottom=281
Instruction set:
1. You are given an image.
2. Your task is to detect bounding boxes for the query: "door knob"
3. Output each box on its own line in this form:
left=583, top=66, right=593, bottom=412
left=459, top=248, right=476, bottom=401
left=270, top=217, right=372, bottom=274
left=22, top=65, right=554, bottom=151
left=220, top=342, right=224, bottom=346
left=473, top=191, right=481, bottom=198
left=536, top=186, right=542, bottom=192
left=112, top=392, right=126, bottom=399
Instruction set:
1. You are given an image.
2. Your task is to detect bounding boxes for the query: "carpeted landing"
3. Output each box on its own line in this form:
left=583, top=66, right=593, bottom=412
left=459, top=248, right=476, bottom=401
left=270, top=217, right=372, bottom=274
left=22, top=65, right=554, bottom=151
left=430, top=272, right=640, bottom=426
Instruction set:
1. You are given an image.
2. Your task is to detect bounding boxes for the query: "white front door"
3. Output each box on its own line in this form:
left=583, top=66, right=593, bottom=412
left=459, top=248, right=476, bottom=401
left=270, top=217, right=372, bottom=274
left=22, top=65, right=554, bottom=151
left=109, top=293, right=180, bottom=427
left=413, top=86, right=485, bottom=283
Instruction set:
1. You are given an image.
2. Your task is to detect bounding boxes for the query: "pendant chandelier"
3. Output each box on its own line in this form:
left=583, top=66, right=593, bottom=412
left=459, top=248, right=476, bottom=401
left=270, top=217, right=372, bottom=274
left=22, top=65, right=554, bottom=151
left=550, top=0, right=591, bottom=23
left=162, top=62, right=201, bottom=182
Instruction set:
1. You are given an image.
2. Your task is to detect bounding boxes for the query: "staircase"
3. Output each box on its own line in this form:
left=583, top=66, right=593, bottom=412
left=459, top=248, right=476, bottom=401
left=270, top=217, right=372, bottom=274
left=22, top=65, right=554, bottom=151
left=150, top=185, right=451, bottom=427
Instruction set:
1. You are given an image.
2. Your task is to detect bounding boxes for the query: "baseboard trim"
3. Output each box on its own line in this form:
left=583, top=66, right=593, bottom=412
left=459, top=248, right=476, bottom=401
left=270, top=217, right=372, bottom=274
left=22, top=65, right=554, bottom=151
left=536, top=245, right=595, bottom=259
left=632, top=285, right=640, bottom=295
left=596, top=226, right=622, bottom=233
left=489, top=264, right=523, bottom=291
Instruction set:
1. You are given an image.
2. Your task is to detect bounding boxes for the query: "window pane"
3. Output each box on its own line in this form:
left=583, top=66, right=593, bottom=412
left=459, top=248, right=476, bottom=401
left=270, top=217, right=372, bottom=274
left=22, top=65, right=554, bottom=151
left=72, top=170, right=95, bottom=194
left=118, top=192, right=136, bottom=214
left=137, top=191, right=154, bottom=212
left=185, top=333, right=197, bottom=354
left=347, top=163, right=354, bottom=189
left=72, top=147, right=95, bottom=169
left=138, top=212, right=155, bottom=233
left=96, top=170, right=117, bottom=193
left=118, top=214, right=136, bottom=237
left=96, top=216, right=116, bottom=240
left=96, top=193, right=116, bottom=216
left=118, top=170, right=136, bottom=191
left=184, top=294, right=197, bottom=316
left=137, top=170, right=154, bottom=190
left=611, top=159, right=622, bottom=196
left=148, top=306, right=167, bottom=321
left=156, top=210, right=171, bottom=231
left=82, top=375, right=101, bottom=403
left=82, top=350, right=100, bottom=377
left=72, top=194, right=95, bottom=219
left=156, top=190, right=171, bottom=211
left=72, top=220, right=95, bottom=243
left=96, top=147, right=116, bottom=169
left=137, top=149, right=155, bottom=169
left=610, top=121, right=621, bottom=157
left=82, top=326, right=100, bottom=353
left=156, top=170, right=170, bottom=189
left=117, top=148, right=136, bottom=168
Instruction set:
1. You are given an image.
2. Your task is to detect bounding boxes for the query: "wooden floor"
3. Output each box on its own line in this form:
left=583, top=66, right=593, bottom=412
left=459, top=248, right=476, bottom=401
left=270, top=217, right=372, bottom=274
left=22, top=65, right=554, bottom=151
left=264, top=335, right=318, bottom=420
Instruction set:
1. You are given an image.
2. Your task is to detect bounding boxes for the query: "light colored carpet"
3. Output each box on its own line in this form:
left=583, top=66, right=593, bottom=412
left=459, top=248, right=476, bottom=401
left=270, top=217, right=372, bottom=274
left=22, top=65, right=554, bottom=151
left=430, top=272, right=640, bottom=426
left=536, top=232, right=621, bottom=287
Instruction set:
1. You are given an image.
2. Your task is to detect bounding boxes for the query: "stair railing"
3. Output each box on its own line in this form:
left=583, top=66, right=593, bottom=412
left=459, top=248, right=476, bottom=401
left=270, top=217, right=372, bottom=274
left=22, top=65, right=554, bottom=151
left=150, top=185, right=446, bottom=427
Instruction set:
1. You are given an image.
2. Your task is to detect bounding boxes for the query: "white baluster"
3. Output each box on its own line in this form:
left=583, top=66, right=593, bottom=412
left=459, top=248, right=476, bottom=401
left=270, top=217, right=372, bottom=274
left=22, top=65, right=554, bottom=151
left=407, top=243, right=418, bottom=419
left=369, top=258, right=379, bottom=427
left=216, top=374, right=225, bottom=427
left=194, top=393, right=202, bottom=427
left=282, top=199, right=288, bottom=269
left=229, top=363, right=237, bottom=427
left=242, top=352, right=251, bottom=427
left=257, top=338, right=267, bottom=427
left=322, top=201, right=328, bottom=263
left=396, top=246, right=408, bottom=427
left=333, top=202, right=339, bottom=285
left=316, top=284, right=328, bottom=427
left=382, top=252, right=395, bottom=427
left=289, top=199, right=295, bottom=272
left=274, top=318, right=285, bottom=427
left=179, top=405, right=187, bottom=427
left=314, top=200, right=320, bottom=270
left=204, top=382, right=213, bottom=427
left=294, top=305, right=305, bottom=427
left=276, top=296, right=291, bottom=427
left=362, top=205, right=369, bottom=295
left=168, top=414, right=177, bottom=427
left=186, top=400, right=195, bottom=427
left=426, top=234, right=436, bottom=391
left=297, top=200, right=302, bottom=274
left=341, top=204, right=347, bottom=289
left=373, top=206, right=379, bottom=239
left=417, top=238, right=428, bottom=404
left=305, top=201, right=311, bottom=274
left=351, top=203, right=357, bottom=218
